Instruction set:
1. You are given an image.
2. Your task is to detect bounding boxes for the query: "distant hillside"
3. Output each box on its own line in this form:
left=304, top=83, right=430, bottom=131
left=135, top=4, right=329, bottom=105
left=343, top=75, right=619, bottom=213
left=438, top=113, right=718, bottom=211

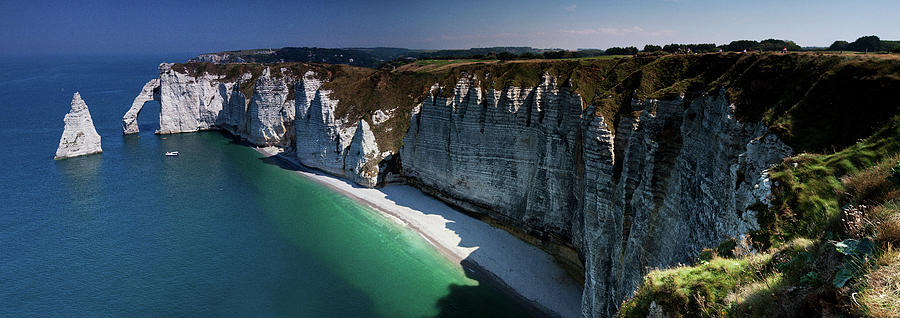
left=188, top=47, right=555, bottom=68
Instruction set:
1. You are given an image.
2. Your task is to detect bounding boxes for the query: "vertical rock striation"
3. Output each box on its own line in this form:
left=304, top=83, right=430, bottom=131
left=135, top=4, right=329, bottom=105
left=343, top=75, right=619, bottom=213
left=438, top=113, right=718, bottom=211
left=246, top=68, right=294, bottom=146
left=401, top=74, right=584, bottom=245
left=156, top=63, right=233, bottom=134
left=128, top=65, right=383, bottom=186
left=579, top=93, right=791, bottom=317
left=293, top=77, right=381, bottom=185
left=400, top=76, right=792, bottom=317
left=344, top=119, right=381, bottom=187
left=218, top=72, right=252, bottom=138
left=55, top=92, right=102, bottom=159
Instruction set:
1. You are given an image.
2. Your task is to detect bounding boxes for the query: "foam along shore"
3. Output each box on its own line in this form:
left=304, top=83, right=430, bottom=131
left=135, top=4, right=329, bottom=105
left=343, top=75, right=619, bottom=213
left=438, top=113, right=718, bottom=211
left=255, top=147, right=583, bottom=318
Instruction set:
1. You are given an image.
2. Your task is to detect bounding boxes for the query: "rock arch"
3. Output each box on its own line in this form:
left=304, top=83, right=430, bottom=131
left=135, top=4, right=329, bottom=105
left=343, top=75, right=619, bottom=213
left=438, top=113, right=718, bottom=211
left=122, top=79, right=160, bottom=134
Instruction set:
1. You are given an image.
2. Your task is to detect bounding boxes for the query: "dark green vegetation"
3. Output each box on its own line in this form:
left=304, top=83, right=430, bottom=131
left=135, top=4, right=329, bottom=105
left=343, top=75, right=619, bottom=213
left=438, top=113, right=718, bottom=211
left=722, top=39, right=802, bottom=52
left=830, top=35, right=900, bottom=53
left=189, top=36, right=898, bottom=71
left=188, top=47, right=565, bottom=68
left=172, top=54, right=900, bottom=316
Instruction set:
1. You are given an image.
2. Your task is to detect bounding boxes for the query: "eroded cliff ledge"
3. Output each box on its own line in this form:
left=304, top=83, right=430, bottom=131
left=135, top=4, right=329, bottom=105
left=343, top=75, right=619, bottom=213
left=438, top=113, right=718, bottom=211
left=127, top=53, right=900, bottom=317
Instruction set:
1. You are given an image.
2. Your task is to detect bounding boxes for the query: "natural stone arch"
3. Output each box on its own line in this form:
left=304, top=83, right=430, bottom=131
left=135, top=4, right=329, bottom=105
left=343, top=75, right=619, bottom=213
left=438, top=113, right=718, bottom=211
left=122, top=79, right=160, bottom=134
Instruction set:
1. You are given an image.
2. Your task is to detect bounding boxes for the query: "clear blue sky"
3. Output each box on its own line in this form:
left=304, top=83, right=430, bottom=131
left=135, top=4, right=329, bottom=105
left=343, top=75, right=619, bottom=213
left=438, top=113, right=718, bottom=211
left=2, top=0, right=899, bottom=55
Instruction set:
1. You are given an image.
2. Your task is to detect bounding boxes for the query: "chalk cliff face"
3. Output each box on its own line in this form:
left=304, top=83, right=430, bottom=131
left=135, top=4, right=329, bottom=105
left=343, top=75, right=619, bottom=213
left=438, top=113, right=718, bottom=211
left=130, top=64, right=382, bottom=186
left=217, top=73, right=252, bottom=137
left=344, top=119, right=381, bottom=187
left=293, top=77, right=381, bottom=186
left=245, top=68, right=294, bottom=146
left=157, top=63, right=232, bottom=134
left=56, top=92, right=102, bottom=159
left=400, top=75, right=791, bottom=317
left=122, top=79, right=160, bottom=134
left=401, top=74, right=584, bottom=245
left=130, top=59, right=803, bottom=317
left=579, top=93, right=790, bottom=317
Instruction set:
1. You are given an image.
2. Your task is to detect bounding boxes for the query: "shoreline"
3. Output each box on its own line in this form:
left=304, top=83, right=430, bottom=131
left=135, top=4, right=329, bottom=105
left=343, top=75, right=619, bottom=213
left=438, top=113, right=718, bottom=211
left=254, top=146, right=583, bottom=318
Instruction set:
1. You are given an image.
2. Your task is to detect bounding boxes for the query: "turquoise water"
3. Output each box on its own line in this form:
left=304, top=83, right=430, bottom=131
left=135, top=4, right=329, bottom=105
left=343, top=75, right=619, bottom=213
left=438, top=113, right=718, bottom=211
left=0, top=55, right=532, bottom=317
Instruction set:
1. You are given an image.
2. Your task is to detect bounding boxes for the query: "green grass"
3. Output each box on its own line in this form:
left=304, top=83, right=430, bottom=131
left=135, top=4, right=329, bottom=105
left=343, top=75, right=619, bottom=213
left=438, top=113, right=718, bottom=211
left=414, top=59, right=493, bottom=66
left=555, top=55, right=633, bottom=61
left=756, top=117, right=900, bottom=246
left=617, top=239, right=826, bottom=318
left=617, top=253, right=770, bottom=317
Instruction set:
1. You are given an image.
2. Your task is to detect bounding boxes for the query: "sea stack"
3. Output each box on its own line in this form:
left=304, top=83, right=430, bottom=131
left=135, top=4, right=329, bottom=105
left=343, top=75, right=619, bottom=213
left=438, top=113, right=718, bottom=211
left=55, top=92, right=102, bottom=159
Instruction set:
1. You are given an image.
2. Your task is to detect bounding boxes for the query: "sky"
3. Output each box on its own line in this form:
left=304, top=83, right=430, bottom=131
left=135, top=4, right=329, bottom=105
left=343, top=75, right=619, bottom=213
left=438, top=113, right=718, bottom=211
left=2, top=0, right=899, bottom=55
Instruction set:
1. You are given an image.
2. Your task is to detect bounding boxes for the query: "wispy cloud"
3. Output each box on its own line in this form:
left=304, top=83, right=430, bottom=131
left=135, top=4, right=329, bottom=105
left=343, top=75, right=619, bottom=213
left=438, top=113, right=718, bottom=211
left=560, top=26, right=673, bottom=37
left=564, top=4, right=577, bottom=12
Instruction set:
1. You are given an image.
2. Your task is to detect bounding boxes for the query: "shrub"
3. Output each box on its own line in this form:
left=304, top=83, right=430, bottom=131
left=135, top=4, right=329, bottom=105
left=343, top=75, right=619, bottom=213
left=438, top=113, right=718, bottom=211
left=842, top=155, right=900, bottom=204
left=606, top=46, right=639, bottom=55
left=642, top=45, right=662, bottom=52
left=888, top=160, right=900, bottom=184
left=871, top=200, right=900, bottom=243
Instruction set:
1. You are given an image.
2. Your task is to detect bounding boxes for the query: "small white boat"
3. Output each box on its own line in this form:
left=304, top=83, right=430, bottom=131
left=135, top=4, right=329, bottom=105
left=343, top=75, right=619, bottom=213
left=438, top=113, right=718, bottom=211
left=165, top=151, right=179, bottom=156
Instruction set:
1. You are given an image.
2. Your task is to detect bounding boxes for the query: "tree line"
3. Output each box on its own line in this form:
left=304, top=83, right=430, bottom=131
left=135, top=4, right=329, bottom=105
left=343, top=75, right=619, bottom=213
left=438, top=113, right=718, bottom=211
left=381, top=35, right=900, bottom=67
left=828, top=35, right=900, bottom=53
left=604, top=39, right=803, bottom=55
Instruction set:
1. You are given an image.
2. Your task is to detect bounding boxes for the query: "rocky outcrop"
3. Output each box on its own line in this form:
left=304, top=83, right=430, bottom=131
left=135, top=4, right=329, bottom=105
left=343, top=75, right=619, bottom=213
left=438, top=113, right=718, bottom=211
left=289, top=71, right=384, bottom=185
left=157, top=63, right=233, bottom=134
left=122, top=79, right=160, bottom=134
left=579, top=93, right=791, bottom=317
left=55, top=92, right=102, bottom=159
left=217, top=73, right=252, bottom=137
left=400, top=75, right=792, bottom=317
left=402, top=74, right=584, bottom=244
left=293, top=81, right=384, bottom=184
left=245, top=68, right=294, bottom=146
left=128, top=65, right=384, bottom=186
left=344, top=119, right=381, bottom=187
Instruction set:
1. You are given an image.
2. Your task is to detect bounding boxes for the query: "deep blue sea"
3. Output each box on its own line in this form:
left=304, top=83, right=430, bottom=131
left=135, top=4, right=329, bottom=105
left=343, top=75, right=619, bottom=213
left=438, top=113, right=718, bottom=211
left=0, top=55, right=531, bottom=317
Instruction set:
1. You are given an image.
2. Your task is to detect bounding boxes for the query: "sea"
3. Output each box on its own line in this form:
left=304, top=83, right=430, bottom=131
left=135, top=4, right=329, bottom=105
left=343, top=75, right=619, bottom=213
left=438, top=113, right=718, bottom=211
left=0, top=54, right=532, bottom=317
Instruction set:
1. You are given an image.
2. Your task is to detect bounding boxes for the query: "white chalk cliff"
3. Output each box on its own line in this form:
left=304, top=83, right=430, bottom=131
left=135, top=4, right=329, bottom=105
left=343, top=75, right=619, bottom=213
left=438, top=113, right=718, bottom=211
left=400, top=74, right=792, bottom=317
left=56, top=92, right=102, bottom=159
left=126, top=65, right=383, bottom=186
left=246, top=68, right=294, bottom=146
left=122, top=79, right=160, bottom=134
left=344, top=119, right=381, bottom=187
left=127, top=63, right=798, bottom=318
left=156, top=63, right=233, bottom=134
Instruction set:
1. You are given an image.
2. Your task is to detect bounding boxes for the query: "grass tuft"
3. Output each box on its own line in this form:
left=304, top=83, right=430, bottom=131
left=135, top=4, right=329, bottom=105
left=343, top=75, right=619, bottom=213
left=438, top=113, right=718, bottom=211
left=857, top=246, right=900, bottom=317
